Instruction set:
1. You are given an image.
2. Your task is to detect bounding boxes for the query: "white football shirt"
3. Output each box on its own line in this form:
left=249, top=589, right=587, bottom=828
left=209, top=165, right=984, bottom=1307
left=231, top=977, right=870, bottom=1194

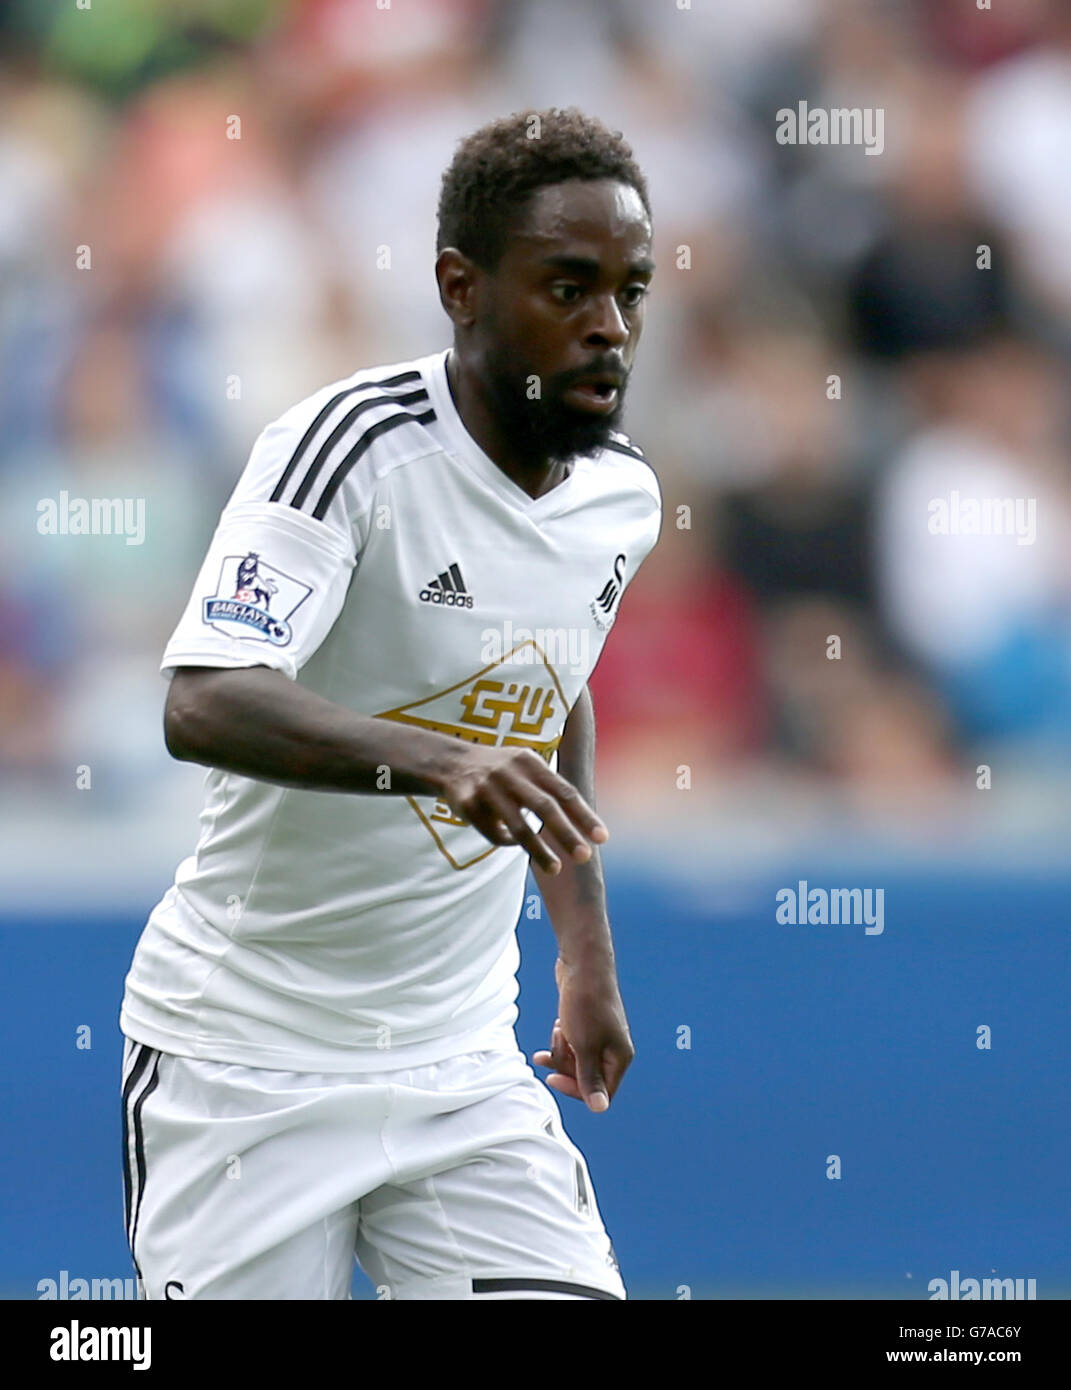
left=120, top=347, right=662, bottom=1071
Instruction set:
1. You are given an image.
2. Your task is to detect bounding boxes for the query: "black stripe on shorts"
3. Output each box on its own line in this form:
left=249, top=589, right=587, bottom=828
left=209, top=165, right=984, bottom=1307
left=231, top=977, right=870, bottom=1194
left=121, top=1043, right=153, bottom=1243
left=125, top=1049, right=162, bottom=1281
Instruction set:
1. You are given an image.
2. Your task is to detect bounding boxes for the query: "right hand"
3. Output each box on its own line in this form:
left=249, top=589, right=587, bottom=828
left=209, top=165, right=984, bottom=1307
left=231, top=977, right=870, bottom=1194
left=436, top=745, right=607, bottom=874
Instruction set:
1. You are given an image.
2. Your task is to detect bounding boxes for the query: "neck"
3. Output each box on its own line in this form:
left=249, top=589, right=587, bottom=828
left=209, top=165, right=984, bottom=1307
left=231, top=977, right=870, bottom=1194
left=445, top=349, right=569, bottom=500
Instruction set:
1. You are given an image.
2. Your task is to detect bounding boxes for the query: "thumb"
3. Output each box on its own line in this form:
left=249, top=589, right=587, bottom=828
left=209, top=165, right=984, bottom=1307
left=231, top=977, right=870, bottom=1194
left=578, top=1054, right=609, bottom=1113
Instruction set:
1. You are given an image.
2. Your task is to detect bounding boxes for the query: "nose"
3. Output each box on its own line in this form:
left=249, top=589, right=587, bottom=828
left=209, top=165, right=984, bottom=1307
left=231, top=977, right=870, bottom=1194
left=584, top=292, right=630, bottom=348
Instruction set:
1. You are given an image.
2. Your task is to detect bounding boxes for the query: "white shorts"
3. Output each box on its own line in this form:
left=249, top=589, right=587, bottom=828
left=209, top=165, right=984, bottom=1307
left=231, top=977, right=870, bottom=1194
left=120, top=1037, right=627, bottom=1300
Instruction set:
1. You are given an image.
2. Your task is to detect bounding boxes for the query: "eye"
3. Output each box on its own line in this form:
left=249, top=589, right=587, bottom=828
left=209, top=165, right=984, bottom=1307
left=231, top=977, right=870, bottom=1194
left=550, top=283, right=584, bottom=303
left=621, top=284, right=649, bottom=307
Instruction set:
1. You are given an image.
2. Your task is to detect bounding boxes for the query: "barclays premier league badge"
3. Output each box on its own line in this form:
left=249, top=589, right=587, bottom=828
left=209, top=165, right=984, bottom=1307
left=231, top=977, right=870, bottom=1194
left=203, top=552, right=312, bottom=647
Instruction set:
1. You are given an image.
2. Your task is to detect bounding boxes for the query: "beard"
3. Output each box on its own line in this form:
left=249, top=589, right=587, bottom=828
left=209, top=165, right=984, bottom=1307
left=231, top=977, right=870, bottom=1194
left=481, top=352, right=626, bottom=470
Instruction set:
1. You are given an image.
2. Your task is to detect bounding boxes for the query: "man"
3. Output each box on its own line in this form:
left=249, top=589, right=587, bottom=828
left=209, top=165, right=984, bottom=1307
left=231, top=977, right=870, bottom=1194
left=120, top=106, right=660, bottom=1301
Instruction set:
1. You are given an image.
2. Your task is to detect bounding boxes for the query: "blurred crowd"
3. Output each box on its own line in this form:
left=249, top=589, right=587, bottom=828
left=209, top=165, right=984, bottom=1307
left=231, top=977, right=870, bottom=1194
left=2, top=0, right=1071, bottom=819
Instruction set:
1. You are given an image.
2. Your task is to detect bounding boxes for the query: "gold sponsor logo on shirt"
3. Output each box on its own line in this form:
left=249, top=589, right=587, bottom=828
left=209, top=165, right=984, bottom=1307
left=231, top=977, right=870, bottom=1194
left=375, top=641, right=568, bottom=869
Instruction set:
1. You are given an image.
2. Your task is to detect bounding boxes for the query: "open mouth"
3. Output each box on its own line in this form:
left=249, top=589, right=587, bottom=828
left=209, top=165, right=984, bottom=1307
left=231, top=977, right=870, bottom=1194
left=566, top=379, right=620, bottom=411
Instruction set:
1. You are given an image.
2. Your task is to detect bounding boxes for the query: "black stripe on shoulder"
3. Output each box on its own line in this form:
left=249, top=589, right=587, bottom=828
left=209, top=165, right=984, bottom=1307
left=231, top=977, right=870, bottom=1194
left=268, top=370, right=424, bottom=505
left=601, top=436, right=646, bottom=463
left=289, top=388, right=430, bottom=510
left=471, top=1276, right=622, bottom=1300
left=311, top=407, right=436, bottom=521
left=602, top=437, right=659, bottom=486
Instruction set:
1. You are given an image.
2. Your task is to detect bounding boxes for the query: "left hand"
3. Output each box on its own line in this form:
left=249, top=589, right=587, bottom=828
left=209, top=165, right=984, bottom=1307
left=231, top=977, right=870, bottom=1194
left=532, top=958, right=634, bottom=1112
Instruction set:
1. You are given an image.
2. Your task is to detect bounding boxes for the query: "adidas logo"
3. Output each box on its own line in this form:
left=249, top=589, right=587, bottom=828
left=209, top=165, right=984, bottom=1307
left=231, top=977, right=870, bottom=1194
left=419, top=562, right=474, bottom=608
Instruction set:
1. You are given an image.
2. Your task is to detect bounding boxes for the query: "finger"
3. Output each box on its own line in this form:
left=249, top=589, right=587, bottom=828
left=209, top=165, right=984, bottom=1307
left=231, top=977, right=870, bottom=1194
left=533, top=1045, right=577, bottom=1078
left=470, top=786, right=562, bottom=873
left=512, top=779, right=603, bottom=866
left=492, top=757, right=608, bottom=864
left=543, top=1073, right=584, bottom=1102
left=479, top=785, right=565, bottom=875
left=527, top=762, right=610, bottom=846
left=533, top=1050, right=569, bottom=1073
left=465, top=808, right=519, bottom=849
left=534, top=1019, right=563, bottom=1058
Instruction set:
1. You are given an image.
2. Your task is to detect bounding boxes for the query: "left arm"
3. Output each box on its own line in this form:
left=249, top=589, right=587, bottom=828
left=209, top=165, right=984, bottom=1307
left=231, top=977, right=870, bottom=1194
left=531, top=685, right=635, bottom=1112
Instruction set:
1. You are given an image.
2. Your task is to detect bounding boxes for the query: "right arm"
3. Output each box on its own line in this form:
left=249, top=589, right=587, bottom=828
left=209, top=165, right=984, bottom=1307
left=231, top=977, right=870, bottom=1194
left=164, top=665, right=606, bottom=874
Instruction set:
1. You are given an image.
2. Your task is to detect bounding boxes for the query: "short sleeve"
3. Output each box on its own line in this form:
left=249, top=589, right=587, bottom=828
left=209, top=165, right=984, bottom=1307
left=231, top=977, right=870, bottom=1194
left=160, top=415, right=363, bottom=681
left=624, top=469, right=663, bottom=588
left=638, top=477, right=663, bottom=566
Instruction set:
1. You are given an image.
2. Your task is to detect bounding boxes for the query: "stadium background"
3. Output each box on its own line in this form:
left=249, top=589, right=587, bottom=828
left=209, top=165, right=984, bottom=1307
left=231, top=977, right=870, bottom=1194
left=1, top=0, right=1068, bottom=1300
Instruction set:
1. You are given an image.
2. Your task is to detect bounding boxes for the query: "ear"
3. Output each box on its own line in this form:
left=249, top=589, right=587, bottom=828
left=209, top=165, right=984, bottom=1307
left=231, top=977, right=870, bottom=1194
left=435, top=248, right=480, bottom=329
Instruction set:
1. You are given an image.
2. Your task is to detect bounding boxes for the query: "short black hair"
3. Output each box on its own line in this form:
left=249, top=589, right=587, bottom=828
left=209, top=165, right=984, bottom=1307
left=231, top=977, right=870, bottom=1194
left=436, top=106, right=651, bottom=272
